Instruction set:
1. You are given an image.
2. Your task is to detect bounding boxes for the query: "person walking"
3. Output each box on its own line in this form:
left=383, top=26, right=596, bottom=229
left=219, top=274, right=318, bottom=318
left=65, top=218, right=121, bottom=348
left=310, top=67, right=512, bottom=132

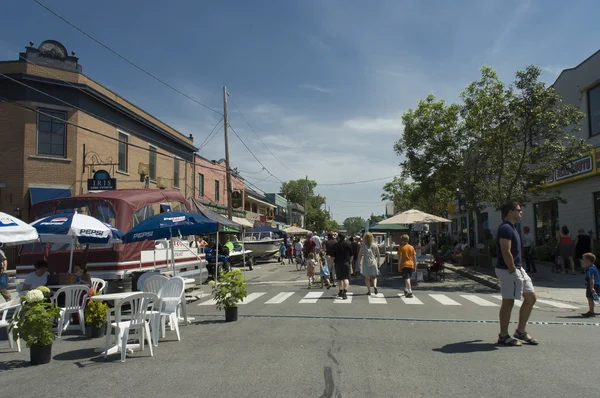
left=0, top=244, right=11, bottom=302
left=323, top=233, right=337, bottom=286
left=557, top=226, right=576, bottom=275
left=332, top=233, right=352, bottom=300
left=522, top=226, right=537, bottom=273
left=495, top=201, right=538, bottom=346
left=358, top=232, right=380, bottom=295
left=398, top=234, right=416, bottom=298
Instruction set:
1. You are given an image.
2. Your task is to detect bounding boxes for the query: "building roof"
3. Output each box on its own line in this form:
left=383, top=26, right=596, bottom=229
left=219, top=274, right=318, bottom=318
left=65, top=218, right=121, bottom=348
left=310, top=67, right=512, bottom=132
left=552, top=48, right=600, bottom=87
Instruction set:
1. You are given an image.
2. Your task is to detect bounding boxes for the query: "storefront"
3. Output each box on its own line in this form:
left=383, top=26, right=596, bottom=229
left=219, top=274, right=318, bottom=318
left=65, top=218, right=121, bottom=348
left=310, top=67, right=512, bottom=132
left=533, top=200, right=559, bottom=245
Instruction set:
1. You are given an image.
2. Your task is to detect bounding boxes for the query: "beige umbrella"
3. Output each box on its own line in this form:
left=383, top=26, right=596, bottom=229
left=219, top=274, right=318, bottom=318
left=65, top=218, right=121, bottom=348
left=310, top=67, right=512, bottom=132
left=284, top=226, right=311, bottom=234
left=379, top=209, right=451, bottom=225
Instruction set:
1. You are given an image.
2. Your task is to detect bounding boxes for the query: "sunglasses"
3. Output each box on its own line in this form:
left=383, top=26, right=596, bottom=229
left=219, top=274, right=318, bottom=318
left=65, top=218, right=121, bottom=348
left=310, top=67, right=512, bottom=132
left=512, top=208, right=523, bottom=213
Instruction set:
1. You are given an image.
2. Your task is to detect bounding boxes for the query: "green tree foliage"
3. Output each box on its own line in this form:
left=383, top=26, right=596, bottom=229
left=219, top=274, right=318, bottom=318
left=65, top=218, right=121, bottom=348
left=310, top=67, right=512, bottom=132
left=279, top=178, right=335, bottom=232
left=381, top=178, right=453, bottom=217
left=343, top=216, right=366, bottom=236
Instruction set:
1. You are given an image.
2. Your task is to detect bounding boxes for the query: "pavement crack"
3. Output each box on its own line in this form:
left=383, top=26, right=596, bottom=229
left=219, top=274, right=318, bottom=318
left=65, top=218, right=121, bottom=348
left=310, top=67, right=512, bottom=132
left=327, top=348, right=339, bottom=365
left=319, top=366, right=335, bottom=398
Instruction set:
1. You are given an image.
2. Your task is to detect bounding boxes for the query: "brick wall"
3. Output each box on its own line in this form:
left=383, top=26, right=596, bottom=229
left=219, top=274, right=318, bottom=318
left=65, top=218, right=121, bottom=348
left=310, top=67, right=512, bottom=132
left=0, top=102, right=26, bottom=217
left=194, top=156, right=245, bottom=208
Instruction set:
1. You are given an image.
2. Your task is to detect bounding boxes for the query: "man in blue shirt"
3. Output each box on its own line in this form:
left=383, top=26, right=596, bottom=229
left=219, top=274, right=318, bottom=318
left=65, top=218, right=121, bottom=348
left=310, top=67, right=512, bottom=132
left=495, top=201, right=538, bottom=346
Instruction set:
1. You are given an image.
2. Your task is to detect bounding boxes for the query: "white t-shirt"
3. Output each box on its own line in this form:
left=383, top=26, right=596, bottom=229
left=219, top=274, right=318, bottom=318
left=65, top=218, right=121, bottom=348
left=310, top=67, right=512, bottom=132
left=522, top=233, right=533, bottom=248
left=294, top=242, right=303, bottom=253
left=312, top=235, right=322, bottom=250
left=24, top=271, right=48, bottom=289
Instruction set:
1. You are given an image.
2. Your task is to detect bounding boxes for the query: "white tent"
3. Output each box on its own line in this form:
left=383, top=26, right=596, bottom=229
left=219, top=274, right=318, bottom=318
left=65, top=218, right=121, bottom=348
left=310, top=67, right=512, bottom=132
left=379, top=209, right=451, bottom=225
left=284, top=226, right=310, bottom=235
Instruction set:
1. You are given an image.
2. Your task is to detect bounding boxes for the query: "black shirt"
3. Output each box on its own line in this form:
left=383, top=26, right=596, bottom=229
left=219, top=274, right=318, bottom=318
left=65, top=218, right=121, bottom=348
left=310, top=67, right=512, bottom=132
left=332, top=240, right=352, bottom=265
left=323, top=239, right=337, bottom=256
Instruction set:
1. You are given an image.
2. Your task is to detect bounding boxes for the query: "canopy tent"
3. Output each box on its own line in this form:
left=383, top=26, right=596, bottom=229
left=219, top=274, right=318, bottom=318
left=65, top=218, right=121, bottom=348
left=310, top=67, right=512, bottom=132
left=189, top=198, right=240, bottom=233
left=232, top=216, right=253, bottom=228
left=379, top=209, right=451, bottom=225
left=284, top=226, right=310, bottom=235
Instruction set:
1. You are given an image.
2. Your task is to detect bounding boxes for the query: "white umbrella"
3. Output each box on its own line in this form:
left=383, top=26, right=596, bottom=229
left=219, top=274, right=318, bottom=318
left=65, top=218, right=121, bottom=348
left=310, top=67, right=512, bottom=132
left=284, top=226, right=311, bottom=235
left=0, top=212, right=39, bottom=246
left=379, top=209, right=451, bottom=225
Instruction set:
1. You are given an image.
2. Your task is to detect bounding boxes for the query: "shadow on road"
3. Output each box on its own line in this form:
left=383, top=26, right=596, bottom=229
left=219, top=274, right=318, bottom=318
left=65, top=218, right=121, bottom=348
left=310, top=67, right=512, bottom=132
left=432, top=339, right=498, bottom=354
left=53, top=348, right=99, bottom=361
left=0, top=359, right=29, bottom=371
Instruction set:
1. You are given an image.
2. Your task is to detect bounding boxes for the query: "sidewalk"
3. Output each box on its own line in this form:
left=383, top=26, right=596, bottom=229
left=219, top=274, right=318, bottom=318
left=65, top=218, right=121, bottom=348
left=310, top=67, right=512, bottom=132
left=446, top=259, right=585, bottom=305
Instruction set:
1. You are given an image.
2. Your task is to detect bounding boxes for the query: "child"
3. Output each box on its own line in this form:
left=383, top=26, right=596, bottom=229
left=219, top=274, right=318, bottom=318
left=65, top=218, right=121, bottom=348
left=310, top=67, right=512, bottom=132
left=319, top=250, right=331, bottom=289
left=397, top=234, right=417, bottom=298
left=306, top=252, right=316, bottom=288
left=287, top=244, right=293, bottom=264
left=582, top=252, right=600, bottom=317
left=279, top=243, right=286, bottom=265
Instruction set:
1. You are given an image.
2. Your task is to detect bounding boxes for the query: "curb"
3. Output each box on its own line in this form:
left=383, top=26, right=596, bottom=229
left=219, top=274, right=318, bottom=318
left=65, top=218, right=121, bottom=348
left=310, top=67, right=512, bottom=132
left=444, top=263, right=501, bottom=291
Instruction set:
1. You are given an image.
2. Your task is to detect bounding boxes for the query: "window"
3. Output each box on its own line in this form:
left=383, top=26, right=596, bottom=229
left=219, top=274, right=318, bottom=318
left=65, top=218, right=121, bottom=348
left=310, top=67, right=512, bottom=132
left=118, top=132, right=128, bottom=172
left=198, top=173, right=204, bottom=197
left=589, top=84, right=600, bottom=136
left=131, top=205, right=156, bottom=229
left=173, top=158, right=180, bottom=188
left=37, top=109, right=67, bottom=157
left=533, top=200, right=559, bottom=246
left=149, top=146, right=157, bottom=181
left=214, top=180, right=220, bottom=202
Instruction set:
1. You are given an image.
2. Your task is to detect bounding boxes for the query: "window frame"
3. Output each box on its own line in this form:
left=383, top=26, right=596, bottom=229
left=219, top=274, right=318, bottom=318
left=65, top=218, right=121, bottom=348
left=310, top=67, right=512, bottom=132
left=173, top=157, right=181, bottom=189
left=117, top=131, right=129, bottom=173
left=588, top=82, right=600, bottom=137
left=198, top=173, right=204, bottom=198
left=214, top=179, right=220, bottom=202
left=149, top=145, right=157, bottom=182
left=36, top=108, right=67, bottom=158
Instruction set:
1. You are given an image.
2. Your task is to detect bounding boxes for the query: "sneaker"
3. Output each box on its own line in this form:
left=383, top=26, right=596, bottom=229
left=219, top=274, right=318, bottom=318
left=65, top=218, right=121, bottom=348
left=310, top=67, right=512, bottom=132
left=405, top=292, right=413, bottom=298
left=337, top=290, right=343, bottom=297
left=582, top=312, right=596, bottom=318
left=374, top=287, right=378, bottom=295
left=342, top=290, right=348, bottom=300
left=366, top=291, right=371, bottom=296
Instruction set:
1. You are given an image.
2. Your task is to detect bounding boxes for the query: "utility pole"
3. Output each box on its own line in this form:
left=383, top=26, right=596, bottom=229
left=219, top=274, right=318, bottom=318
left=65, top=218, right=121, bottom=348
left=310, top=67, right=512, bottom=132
left=303, top=175, right=308, bottom=228
left=223, top=86, right=233, bottom=220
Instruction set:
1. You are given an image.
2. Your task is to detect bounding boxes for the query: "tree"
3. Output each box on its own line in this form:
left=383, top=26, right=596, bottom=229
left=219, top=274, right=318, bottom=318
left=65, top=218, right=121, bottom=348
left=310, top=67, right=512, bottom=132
left=369, top=214, right=384, bottom=224
left=381, top=178, right=454, bottom=217
left=280, top=178, right=333, bottom=232
left=324, top=219, right=339, bottom=232
left=343, top=217, right=366, bottom=236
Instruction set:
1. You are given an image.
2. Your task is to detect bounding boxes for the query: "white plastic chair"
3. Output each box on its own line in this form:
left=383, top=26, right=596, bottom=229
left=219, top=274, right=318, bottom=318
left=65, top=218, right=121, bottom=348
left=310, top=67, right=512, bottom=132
left=0, top=298, right=21, bottom=352
left=91, top=278, right=106, bottom=294
left=142, top=274, right=168, bottom=295
left=104, top=292, right=157, bottom=362
left=52, top=285, right=90, bottom=338
left=152, top=277, right=185, bottom=345
left=136, top=271, right=162, bottom=291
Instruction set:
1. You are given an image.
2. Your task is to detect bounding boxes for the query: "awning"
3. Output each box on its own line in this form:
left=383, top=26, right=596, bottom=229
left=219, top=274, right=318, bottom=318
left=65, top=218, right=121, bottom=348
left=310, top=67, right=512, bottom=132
left=232, top=216, right=253, bottom=228
left=247, top=195, right=276, bottom=208
left=190, top=198, right=240, bottom=232
left=29, top=187, right=72, bottom=205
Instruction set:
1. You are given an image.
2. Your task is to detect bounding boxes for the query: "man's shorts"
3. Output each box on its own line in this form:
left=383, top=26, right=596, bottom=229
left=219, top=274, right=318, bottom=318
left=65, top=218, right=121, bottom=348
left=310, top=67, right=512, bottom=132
left=401, top=267, right=414, bottom=279
left=495, top=268, right=535, bottom=300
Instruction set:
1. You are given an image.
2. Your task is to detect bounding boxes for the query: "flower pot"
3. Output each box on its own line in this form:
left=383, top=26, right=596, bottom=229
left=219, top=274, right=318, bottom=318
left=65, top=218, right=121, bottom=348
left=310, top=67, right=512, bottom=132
left=225, top=306, right=238, bottom=322
left=86, top=323, right=107, bottom=338
left=30, top=344, right=52, bottom=366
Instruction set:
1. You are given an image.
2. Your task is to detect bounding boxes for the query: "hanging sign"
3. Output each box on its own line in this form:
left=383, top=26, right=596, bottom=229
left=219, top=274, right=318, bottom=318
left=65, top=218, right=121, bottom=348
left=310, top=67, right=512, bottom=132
left=88, top=170, right=117, bottom=191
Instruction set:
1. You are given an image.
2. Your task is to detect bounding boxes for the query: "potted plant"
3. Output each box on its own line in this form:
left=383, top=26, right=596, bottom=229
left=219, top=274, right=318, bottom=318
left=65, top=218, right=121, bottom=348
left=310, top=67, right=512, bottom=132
left=208, top=268, right=247, bottom=322
left=84, top=294, right=108, bottom=338
left=10, top=286, right=61, bottom=366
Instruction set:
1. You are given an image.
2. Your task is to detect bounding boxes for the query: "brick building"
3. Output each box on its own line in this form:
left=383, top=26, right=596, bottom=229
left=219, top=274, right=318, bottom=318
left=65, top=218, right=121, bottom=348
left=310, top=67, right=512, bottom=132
left=0, top=40, right=197, bottom=221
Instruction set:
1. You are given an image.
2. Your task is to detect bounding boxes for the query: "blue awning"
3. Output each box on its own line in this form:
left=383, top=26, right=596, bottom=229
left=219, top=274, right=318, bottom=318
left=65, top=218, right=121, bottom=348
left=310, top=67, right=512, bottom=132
left=29, top=187, right=72, bottom=206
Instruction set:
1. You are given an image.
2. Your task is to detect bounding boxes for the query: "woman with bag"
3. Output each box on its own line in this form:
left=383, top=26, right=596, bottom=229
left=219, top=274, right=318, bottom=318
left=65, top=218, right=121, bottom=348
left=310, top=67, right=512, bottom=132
left=358, top=232, right=381, bottom=295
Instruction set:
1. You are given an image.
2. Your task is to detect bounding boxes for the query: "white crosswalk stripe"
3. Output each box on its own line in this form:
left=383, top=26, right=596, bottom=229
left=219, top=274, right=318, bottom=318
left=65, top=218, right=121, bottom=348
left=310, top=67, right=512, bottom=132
left=334, top=292, right=353, bottom=303
left=429, top=294, right=461, bottom=306
left=460, top=294, right=499, bottom=307
left=239, top=292, right=267, bottom=305
left=367, top=293, right=387, bottom=304
left=265, top=292, right=295, bottom=304
left=299, top=291, right=324, bottom=303
left=492, top=295, right=523, bottom=307
left=535, top=299, right=579, bottom=309
left=399, top=294, right=423, bottom=305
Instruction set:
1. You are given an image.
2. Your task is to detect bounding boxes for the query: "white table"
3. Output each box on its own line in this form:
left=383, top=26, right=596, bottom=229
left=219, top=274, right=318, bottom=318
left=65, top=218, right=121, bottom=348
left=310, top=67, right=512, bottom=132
left=90, top=292, right=140, bottom=355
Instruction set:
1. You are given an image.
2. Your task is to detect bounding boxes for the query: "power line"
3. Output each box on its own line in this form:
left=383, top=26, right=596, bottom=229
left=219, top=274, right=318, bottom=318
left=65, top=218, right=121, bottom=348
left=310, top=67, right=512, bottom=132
left=228, top=92, right=297, bottom=174
left=238, top=167, right=266, bottom=174
left=197, top=119, right=223, bottom=150
left=228, top=124, right=283, bottom=183
left=32, top=0, right=222, bottom=119
left=318, top=174, right=402, bottom=186
left=326, top=198, right=385, bottom=204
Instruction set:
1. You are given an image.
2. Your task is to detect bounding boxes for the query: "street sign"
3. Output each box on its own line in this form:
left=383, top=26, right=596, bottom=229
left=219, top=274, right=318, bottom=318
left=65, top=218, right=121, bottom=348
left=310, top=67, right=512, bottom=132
left=88, top=169, right=117, bottom=191
left=231, top=191, right=242, bottom=209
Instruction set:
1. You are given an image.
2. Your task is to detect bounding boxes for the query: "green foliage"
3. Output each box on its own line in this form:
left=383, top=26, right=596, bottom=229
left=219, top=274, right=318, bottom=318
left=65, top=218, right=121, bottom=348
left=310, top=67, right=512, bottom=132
left=84, top=295, right=108, bottom=328
left=208, top=268, right=247, bottom=311
left=535, top=238, right=558, bottom=262
left=343, top=217, right=366, bottom=236
left=381, top=178, right=453, bottom=217
left=280, top=178, right=335, bottom=232
left=11, top=295, right=61, bottom=348
left=324, top=219, right=339, bottom=232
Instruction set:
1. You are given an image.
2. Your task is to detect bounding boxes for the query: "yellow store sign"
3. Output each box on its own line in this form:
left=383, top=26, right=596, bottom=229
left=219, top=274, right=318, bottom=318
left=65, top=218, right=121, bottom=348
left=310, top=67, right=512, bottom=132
left=544, top=148, right=599, bottom=188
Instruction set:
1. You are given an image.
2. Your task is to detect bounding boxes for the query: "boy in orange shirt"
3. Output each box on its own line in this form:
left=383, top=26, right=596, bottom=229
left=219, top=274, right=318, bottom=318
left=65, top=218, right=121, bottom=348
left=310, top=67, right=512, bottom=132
left=397, top=234, right=417, bottom=298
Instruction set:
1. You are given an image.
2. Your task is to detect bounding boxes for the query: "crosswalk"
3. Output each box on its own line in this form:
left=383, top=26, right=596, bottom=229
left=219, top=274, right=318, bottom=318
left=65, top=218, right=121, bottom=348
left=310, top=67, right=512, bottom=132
left=196, top=291, right=579, bottom=309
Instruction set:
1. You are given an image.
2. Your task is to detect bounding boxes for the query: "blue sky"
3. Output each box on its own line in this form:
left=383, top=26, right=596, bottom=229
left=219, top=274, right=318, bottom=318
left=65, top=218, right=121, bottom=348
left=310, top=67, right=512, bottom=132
left=2, top=0, right=600, bottom=223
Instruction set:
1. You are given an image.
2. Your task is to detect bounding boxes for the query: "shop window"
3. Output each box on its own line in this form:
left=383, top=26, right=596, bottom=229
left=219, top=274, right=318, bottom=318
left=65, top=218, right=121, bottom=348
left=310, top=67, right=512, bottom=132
left=589, top=84, right=600, bottom=137
left=198, top=173, right=204, bottom=198
left=214, top=180, right=220, bottom=202
left=534, top=200, right=559, bottom=245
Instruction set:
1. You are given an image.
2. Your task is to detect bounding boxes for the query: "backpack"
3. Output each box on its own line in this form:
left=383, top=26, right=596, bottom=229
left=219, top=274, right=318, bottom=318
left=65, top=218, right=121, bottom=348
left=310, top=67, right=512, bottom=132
left=364, top=244, right=377, bottom=267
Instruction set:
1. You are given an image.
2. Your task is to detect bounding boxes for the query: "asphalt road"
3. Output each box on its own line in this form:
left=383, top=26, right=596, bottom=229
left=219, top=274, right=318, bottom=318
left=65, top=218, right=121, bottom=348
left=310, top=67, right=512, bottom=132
left=1, top=261, right=597, bottom=397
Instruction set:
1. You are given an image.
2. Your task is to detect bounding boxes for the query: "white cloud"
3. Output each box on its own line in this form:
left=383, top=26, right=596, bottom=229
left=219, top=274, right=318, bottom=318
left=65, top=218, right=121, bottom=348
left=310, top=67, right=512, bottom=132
left=489, top=0, right=533, bottom=55
left=298, top=83, right=333, bottom=94
left=342, top=115, right=403, bottom=134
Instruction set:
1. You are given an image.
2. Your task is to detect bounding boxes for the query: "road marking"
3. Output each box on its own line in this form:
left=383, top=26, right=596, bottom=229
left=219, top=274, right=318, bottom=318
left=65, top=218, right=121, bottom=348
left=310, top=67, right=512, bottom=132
left=536, top=299, right=579, bottom=309
left=299, top=291, right=324, bottom=303
left=491, top=295, right=539, bottom=309
left=429, top=294, right=461, bottom=306
left=368, top=293, right=387, bottom=304
left=460, top=294, right=499, bottom=307
left=399, top=294, right=423, bottom=305
left=239, top=292, right=267, bottom=305
left=198, top=298, right=217, bottom=306
left=334, top=292, right=353, bottom=303
left=265, top=292, right=295, bottom=304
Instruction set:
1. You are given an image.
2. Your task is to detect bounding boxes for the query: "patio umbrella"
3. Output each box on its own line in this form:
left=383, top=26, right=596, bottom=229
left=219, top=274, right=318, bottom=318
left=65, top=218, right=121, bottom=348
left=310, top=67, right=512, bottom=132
left=31, top=213, right=124, bottom=272
left=284, top=226, right=310, bottom=235
left=379, top=209, right=451, bottom=225
left=0, top=212, right=39, bottom=246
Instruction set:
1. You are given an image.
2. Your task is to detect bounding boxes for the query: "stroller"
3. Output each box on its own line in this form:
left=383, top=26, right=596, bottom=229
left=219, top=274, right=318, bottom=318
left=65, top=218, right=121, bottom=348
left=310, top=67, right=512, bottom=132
left=427, top=253, right=446, bottom=282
